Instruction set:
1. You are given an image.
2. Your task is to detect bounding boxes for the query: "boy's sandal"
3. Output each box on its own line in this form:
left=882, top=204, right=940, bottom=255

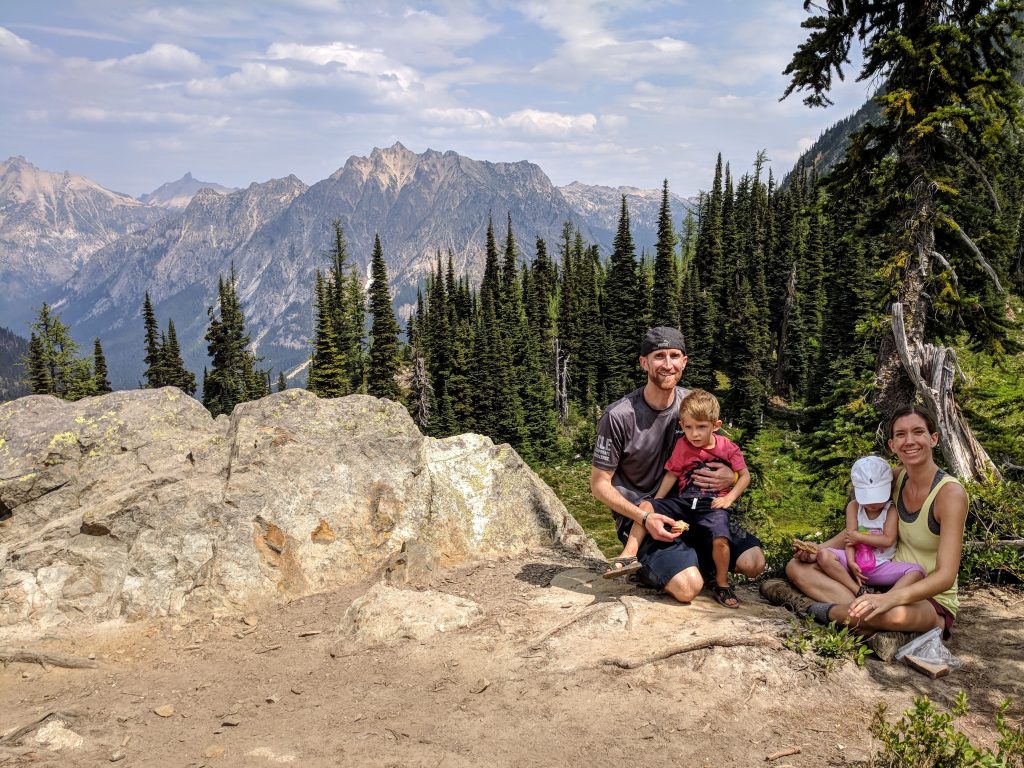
left=855, top=585, right=869, bottom=597
left=711, top=583, right=739, bottom=609
left=602, top=556, right=642, bottom=579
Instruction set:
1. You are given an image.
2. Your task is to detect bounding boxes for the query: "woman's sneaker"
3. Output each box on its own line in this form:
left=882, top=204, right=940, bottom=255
left=758, top=579, right=816, bottom=617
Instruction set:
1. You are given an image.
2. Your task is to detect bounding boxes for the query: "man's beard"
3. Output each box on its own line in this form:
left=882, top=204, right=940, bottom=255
left=648, top=369, right=681, bottom=389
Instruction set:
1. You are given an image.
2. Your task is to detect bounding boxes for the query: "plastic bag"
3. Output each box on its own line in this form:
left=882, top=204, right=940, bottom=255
left=893, top=627, right=962, bottom=670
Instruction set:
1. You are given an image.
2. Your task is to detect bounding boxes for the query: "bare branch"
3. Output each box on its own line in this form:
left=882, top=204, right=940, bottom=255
left=950, top=224, right=1005, bottom=293
left=929, top=250, right=959, bottom=290
left=940, top=136, right=1001, bottom=214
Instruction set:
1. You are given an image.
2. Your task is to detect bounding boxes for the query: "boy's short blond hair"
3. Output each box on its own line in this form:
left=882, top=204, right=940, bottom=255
left=679, top=389, right=720, bottom=423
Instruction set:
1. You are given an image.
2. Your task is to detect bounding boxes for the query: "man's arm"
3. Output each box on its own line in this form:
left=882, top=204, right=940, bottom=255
left=590, top=467, right=680, bottom=543
left=689, top=461, right=737, bottom=492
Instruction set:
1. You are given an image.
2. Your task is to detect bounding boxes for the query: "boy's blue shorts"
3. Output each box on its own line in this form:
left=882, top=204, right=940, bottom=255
left=648, top=496, right=733, bottom=541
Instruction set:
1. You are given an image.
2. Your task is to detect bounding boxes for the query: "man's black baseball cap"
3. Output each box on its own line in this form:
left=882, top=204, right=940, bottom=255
left=640, top=326, right=686, bottom=356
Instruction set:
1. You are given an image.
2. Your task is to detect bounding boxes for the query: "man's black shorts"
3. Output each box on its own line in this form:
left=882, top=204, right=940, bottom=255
left=617, top=501, right=763, bottom=587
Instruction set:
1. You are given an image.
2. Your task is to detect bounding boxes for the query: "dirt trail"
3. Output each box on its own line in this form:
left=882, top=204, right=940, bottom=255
left=1, top=554, right=1021, bottom=767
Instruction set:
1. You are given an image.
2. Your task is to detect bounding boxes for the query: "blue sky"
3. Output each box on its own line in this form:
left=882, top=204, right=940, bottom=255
left=0, top=1, right=870, bottom=197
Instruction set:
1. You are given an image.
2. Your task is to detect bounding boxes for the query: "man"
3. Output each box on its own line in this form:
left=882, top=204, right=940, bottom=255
left=590, top=326, right=766, bottom=603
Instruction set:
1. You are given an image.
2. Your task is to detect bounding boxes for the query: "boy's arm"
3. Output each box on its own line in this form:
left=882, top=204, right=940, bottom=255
left=716, top=468, right=750, bottom=507
left=653, top=470, right=678, bottom=499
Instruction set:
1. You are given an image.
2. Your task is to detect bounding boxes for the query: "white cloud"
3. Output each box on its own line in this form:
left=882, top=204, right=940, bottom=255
left=420, top=106, right=600, bottom=139
left=67, top=107, right=228, bottom=128
left=521, top=1, right=697, bottom=82
left=421, top=107, right=493, bottom=128
left=107, top=43, right=205, bottom=75
left=501, top=109, right=597, bottom=137
left=0, top=26, right=50, bottom=63
left=267, top=42, right=419, bottom=90
left=186, top=62, right=300, bottom=96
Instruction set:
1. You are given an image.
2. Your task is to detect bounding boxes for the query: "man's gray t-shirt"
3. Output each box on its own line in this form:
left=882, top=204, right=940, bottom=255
left=592, top=386, right=687, bottom=506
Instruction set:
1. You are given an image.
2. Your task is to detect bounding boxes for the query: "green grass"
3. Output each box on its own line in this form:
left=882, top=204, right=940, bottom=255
left=536, top=462, right=620, bottom=557
left=743, top=424, right=847, bottom=538
left=958, top=296, right=1024, bottom=471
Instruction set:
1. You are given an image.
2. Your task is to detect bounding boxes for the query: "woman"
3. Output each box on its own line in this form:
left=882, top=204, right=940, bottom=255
left=764, top=405, right=968, bottom=660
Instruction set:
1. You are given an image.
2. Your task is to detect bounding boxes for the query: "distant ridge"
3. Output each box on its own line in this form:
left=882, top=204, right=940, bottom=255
left=139, top=172, right=238, bottom=210
left=0, top=156, right=166, bottom=332
left=4, top=144, right=696, bottom=389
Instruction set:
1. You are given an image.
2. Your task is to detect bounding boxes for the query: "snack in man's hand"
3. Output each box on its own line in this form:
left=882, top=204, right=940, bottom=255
left=671, top=520, right=690, bottom=533
left=791, top=538, right=819, bottom=556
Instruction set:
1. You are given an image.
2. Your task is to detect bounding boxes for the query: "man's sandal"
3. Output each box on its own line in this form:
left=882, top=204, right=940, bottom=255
left=711, top=583, right=740, bottom=609
left=602, top=556, right=642, bottom=579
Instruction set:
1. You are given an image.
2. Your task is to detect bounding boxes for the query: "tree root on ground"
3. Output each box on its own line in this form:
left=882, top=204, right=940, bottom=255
left=524, top=601, right=609, bottom=652
left=0, top=647, right=97, bottom=669
left=601, top=634, right=783, bottom=669
left=0, top=710, right=81, bottom=745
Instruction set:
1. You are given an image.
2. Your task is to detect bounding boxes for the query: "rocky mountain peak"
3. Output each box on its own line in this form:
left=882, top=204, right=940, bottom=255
left=139, top=172, right=238, bottom=210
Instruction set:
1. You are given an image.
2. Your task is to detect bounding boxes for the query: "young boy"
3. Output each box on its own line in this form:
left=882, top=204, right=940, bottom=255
left=604, top=389, right=750, bottom=608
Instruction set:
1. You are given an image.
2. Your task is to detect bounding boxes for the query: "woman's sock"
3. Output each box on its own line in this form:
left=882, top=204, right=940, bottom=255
left=808, top=602, right=836, bottom=625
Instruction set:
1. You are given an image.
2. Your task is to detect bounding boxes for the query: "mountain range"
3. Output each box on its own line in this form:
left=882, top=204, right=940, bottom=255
left=1, top=144, right=695, bottom=390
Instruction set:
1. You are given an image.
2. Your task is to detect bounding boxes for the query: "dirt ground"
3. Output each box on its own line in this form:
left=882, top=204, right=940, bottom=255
left=1, top=553, right=1022, bottom=768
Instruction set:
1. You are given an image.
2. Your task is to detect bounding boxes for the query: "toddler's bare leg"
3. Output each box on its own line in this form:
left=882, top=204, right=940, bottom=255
left=816, top=548, right=860, bottom=595
left=619, top=501, right=653, bottom=558
left=712, top=537, right=730, bottom=587
left=890, top=568, right=926, bottom=590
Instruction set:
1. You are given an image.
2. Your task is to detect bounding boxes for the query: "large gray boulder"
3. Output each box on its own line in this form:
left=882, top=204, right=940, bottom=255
left=0, top=388, right=599, bottom=631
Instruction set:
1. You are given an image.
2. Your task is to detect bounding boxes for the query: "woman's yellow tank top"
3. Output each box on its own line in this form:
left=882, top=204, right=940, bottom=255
left=892, top=469, right=962, bottom=616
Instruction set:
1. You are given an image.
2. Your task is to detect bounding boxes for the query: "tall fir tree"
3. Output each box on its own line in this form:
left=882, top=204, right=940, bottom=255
left=142, top=292, right=163, bottom=388
left=602, top=195, right=646, bottom=400
left=203, top=266, right=266, bottom=417
left=784, top=0, right=1024, bottom=478
left=161, top=319, right=197, bottom=395
left=93, top=338, right=112, bottom=393
left=652, top=180, right=680, bottom=327
left=366, top=233, right=402, bottom=400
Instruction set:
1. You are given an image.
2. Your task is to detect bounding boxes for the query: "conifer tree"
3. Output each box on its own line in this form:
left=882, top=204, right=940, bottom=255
left=366, top=234, right=402, bottom=400
left=203, top=267, right=265, bottom=417
left=25, top=304, right=95, bottom=400
left=342, top=266, right=366, bottom=393
left=27, top=332, right=52, bottom=394
left=308, top=270, right=340, bottom=396
left=308, top=221, right=365, bottom=397
left=784, top=1, right=1024, bottom=478
left=142, top=292, right=163, bottom=388
left=93, top=338, right=112, bottom=393
left=652, top=180, right=680, bottom=327
left=161, top=319, right=197, bottom=395
left=602, top=196, right=645, bottom=399
left=277, top=371, right=287, bottom=392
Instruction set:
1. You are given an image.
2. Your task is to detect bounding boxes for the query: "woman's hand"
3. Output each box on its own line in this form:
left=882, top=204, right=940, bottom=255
left=848, top=590, right=897, bottom=621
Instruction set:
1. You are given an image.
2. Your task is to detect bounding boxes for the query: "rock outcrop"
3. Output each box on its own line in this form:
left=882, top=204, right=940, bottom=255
left=0, top=388, right=598, bottom=632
